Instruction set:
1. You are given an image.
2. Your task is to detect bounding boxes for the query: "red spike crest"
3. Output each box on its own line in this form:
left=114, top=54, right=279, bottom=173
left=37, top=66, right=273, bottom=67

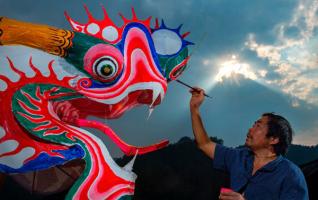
left=65, top=5, right=152, bottom=44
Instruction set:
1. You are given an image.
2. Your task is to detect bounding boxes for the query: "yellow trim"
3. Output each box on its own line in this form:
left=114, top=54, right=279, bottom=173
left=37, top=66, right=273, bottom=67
left=0, top=17, right=73, bottom=57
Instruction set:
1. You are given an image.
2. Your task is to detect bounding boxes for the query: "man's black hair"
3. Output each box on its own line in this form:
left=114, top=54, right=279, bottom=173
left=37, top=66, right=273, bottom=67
left=262, top=113, right=293, bottom=155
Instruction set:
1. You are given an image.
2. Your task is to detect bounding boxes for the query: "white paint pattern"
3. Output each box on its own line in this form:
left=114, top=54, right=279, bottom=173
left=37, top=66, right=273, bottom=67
left=0, top=46, right=82, bottom=86
left=0, top=140, right=19, bottom=154
left=87, top=23, right=100, bottom=35
left=102, top=26, right=118, bottom=42
left=0, top=147, right=35, bottom=169
left=0, top=79, right=8, bottom=91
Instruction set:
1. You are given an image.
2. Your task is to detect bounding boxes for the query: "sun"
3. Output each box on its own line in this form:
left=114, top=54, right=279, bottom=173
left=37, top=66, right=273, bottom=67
left=215, top=55, right=257, bottom=83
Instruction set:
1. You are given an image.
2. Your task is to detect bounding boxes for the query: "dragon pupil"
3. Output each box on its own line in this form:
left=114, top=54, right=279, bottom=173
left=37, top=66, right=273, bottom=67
left=102, top=65, right=113, bottom=76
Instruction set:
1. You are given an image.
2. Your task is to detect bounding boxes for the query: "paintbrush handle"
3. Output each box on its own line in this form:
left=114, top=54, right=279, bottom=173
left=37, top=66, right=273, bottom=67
left=175, top=79, right=213, bottom=99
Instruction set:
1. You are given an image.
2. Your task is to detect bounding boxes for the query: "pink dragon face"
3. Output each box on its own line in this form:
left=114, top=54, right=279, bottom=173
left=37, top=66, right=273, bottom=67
left=62, top=6, right=192, bottom=119
left=69, top=41, right=167, bottom=119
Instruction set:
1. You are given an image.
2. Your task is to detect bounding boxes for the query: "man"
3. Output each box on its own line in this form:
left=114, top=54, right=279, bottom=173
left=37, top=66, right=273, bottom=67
left=189, top=87, right=308, bottom=200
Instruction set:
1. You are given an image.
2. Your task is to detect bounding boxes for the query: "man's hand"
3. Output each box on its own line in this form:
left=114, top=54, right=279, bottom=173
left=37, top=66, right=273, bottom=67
left=189, top=87, right=205, bottom=111
left=189, top=86, right=215, bottom=158
left=219, top=191, right=245, bottom=200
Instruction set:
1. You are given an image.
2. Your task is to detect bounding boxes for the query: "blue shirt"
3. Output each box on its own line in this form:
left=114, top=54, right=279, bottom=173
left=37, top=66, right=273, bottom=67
left=214, top=144, right=309, bottom=200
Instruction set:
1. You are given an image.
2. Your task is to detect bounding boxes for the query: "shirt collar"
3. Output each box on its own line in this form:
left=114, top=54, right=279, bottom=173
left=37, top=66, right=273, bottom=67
left=259, top=155, right=283, bottom=172
left=246, top=148, right=283, bottom=172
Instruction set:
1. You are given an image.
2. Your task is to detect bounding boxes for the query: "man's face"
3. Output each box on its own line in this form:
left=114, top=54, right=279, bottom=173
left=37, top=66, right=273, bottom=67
left=245, top=116, right=274, bottom=150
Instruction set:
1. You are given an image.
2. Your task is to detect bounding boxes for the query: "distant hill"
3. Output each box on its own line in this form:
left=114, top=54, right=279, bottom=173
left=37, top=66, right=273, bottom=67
left=286, top=144, right=318, bottom=165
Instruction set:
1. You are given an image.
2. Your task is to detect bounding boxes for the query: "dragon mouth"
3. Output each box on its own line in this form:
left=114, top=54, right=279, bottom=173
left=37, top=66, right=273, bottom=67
left=92, top=83, right=164, bottom=105
left=82, top=81, right=166, bottom=118
left=57, top=87, right=164, bottom=120
left=51, top=87, right=169, bottom=156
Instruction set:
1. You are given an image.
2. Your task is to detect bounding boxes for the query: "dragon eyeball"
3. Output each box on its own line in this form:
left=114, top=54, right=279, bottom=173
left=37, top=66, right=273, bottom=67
left=84, top=44, right=124, bottom=83
left=93, top=56, right=118, bottom=80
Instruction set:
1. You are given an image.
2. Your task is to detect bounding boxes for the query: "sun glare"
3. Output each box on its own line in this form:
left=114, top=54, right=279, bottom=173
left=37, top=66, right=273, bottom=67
left=215, top=56, right=257, bottom=83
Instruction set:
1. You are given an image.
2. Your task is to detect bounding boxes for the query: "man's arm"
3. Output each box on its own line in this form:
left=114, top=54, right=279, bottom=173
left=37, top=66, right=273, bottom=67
left=190, top=88, right=216, bottom=159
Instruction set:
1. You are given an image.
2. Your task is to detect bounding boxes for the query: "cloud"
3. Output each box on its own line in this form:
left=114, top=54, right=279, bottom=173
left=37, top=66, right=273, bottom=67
left=245, top=0, right=318, bottom=106
left=214, top=57, right=258, bottom=83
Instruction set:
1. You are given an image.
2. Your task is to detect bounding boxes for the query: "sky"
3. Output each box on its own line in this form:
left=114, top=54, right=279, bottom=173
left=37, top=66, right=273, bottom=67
left=0, top=0, right=318, bottom=157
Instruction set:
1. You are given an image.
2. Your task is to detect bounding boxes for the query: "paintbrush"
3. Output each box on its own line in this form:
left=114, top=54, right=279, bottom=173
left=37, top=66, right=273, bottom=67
left=175, top=79, right=213, bottom=99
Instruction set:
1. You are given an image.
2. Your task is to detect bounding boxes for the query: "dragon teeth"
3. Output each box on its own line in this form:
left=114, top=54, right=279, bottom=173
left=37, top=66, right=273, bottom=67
left=123, top=150, right=138, bottom=172
left=150, top=84, right=164, bottom=108
left=147, top=107, right=154, bottom=120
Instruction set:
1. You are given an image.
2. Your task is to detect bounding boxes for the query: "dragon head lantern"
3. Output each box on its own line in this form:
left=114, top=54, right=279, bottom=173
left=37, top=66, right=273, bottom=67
left=0, top=5, right=193, bottom=199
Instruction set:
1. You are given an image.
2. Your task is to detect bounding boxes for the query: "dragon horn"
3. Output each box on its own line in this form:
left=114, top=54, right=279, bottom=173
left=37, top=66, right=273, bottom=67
left=0, top=17, right=73, bottom=57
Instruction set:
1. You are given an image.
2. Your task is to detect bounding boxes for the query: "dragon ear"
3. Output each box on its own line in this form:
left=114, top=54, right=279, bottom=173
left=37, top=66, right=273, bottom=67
left=0, top=17, right=73, bottom=57
left=151, top=22, right=193, bottom=57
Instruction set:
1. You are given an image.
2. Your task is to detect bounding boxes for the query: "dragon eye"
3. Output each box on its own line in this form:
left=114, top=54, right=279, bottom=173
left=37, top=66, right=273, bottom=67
left=93, top=56, right=118, bottom=81
left=84, top=44, right=124, bottom=84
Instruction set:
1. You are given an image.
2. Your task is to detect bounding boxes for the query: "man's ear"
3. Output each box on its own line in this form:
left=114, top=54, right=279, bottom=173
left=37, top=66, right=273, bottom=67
left=270, top=137, right=279, bottom=145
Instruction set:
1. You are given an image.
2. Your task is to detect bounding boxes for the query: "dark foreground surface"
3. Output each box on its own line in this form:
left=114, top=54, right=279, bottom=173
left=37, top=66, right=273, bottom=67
left=1, top=137, right=317, bottom=200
